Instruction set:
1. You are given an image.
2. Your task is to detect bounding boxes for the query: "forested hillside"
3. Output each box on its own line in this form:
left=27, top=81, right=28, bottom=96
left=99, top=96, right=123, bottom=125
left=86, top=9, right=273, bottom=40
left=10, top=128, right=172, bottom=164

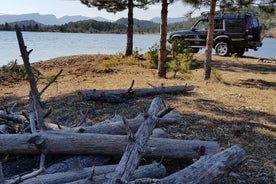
left=0, top=9, right=275, bottom=36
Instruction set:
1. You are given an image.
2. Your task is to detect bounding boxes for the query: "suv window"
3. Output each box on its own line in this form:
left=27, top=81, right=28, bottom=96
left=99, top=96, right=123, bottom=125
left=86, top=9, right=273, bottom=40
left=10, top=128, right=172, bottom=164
left=248, top=16, right=259, bottom=28
left=214, top=19, right=223, bottom=29
left=225, top=19, right=244, bottom=31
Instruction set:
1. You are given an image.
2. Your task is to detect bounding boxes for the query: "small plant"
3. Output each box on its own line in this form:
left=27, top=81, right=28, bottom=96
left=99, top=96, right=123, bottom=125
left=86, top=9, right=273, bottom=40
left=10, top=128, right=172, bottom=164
left=171, top=39, right=190, bottom=58
left=166, top=40, right=197, bottom=79
left=146, top=43, right=159, bottom=68
left=0, top=60, right=41, bottom=83
left=122, top=56, right=139, bottom=65
left=100, top=59, right=117, bottom=69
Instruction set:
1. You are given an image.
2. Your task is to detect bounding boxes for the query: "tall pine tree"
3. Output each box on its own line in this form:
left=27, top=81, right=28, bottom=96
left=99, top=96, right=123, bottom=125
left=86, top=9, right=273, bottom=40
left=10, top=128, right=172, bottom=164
left=81, top=0, right=154, bottom=56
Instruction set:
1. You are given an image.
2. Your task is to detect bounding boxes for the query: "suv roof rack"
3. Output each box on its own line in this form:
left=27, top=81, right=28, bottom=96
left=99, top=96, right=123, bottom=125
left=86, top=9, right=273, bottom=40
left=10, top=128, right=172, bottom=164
left=200, top=10, right=258, bottom=18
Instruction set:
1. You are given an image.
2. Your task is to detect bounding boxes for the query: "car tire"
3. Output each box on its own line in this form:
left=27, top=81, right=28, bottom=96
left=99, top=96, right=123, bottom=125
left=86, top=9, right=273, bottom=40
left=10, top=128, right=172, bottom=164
left=233, top=47, right=245, bottom=57
left=215, top=42, right=229, bottom=56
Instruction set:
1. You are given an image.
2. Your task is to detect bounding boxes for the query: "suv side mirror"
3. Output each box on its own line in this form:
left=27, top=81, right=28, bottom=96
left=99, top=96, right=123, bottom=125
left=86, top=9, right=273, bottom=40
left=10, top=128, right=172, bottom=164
left=191, top=27, right=196, bottom=31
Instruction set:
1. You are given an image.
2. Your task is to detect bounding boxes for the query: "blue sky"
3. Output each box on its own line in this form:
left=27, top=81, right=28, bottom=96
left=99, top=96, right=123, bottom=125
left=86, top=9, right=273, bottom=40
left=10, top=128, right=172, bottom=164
left=0, top=0, right=200, bottom=20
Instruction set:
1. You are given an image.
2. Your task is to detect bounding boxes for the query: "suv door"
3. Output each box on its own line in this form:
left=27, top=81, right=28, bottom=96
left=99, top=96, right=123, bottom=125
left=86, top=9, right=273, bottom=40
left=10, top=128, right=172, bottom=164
left=191, top=19, right=208, bottom=47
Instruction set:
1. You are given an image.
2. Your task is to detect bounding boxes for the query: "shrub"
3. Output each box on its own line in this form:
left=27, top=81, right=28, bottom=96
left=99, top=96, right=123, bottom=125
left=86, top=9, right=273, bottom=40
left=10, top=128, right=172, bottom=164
left=0, top=60, right=41, bottom=83
left=170, top=39, right=190, bottom=58
left=100, top=59, right=117, bottom=69
left=166, top=40, right=197, bottom=79
left=146, top=43, right=159, bottom=68
left=121, top=56, right=139, bottom=65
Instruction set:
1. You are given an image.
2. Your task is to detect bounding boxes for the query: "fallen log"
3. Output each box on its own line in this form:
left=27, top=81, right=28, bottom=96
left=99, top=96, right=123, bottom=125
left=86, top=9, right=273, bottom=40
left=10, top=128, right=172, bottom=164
left=47, top=113, right=182, bottom=135
left=128, top=145, right=246, bottom=184
left=19, top=164, right=117, bottom=184
left=107, top=97, right=163, bottom=183
left=0, top=132, right=219, bottom=159
left=77, top=113, right=181, bottom=135
left=62, top=162, right=166, bottom=184
left=78, top=84, right=194, bottom=103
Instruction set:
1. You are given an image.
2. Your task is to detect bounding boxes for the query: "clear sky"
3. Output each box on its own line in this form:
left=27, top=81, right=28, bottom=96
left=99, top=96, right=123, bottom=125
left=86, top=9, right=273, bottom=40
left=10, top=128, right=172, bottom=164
left=0, top=0, right=199, bottom=20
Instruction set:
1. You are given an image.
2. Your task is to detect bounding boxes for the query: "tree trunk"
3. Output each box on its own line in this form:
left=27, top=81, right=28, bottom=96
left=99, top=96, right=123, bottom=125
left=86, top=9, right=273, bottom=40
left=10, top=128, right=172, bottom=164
left=0, top=132, right=220, bottom=159
left=158, top=0, right=168, bottom=78
left=15, top=28, right=46, bottom=130
left=160, top=145, right=246, bottom=184
left=204, top=0, right=217, bottom=80
left=125, top=0, right=134, bottom=56
left=107, top=97, right=163, bottom=183
left=20, top=163, right=165, bottom=184
left=78, top=84, right=194, bottom=103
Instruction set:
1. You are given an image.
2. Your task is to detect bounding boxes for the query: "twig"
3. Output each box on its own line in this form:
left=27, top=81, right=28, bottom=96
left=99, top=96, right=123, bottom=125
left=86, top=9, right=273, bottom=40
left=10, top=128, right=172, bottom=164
left=122, top=116, right=135, bottom=142
left=10, top=103, right=18, bottom=113
left=157, top=106, right=174, bottom=118
left=128, top=80, right=135, bottom=92
left=9, top=168, right=45, bottom=184
left=88, top=165, right=96, bottom=181
left=40, top=69, right=63, bottom=95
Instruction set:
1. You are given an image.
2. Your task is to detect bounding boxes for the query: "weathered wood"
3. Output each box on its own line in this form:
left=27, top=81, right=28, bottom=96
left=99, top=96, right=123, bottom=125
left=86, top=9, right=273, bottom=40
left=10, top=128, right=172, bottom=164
left=0, top=111, right=28, bottom=125
left=15, top=28, right=46, bottom=130
left=21, top=164, right=117, bottom=184
left=78, top=85, right=194, bottom=103
left=107, top=97, right=163, bottom=183
left=0, top=132, right=219, bottom=159
left=79, top=113, right=182, bottom=135
left=64, top=162, right=166, bottom=184
left=128, top=145, right=246, bottom=184
left=20, top=162, right=165, bottom=184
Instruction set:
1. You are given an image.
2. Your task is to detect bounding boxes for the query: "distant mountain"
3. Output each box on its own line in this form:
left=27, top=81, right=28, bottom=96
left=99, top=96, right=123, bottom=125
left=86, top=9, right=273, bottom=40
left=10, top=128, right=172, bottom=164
left=92, top=16, right=113, bottom=22
left=8, top=20, right=44, bottom=26
left=115, top=18, right=157, bottom=27
left=0, top=13, right=113, bottom=25
left=151, top=17, right=186, bottom=24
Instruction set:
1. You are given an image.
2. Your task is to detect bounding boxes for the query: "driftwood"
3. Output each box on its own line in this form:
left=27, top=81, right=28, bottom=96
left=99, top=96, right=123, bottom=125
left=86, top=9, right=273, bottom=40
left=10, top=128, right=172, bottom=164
left=19, top=162, right=165, bottom=184
left=128, top=145, right=246, bottom=184
left=0, top=132, right=219, bottom=159
left=15, top=28, right=46, bottom=130
left=107, top=97, right=163, bottom=183
left=75, top=113, right=182, bottom=135
left=78, top=83, right=194, bottom=103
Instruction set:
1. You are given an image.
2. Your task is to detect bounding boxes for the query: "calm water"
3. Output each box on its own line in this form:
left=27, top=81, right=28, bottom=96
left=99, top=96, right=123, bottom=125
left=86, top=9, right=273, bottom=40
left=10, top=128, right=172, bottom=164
left=0, top=31, right=275, bottom=66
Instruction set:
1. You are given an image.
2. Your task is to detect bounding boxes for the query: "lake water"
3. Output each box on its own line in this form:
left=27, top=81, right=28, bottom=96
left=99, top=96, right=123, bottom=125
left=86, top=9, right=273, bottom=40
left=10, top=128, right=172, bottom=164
left=0, top=31, right=275, bottom=66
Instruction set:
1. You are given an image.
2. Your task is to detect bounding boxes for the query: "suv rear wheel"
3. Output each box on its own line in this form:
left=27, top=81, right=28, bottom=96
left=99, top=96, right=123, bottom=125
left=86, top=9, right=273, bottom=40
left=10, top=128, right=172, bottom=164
left=215, top=42, right=229, bottom=56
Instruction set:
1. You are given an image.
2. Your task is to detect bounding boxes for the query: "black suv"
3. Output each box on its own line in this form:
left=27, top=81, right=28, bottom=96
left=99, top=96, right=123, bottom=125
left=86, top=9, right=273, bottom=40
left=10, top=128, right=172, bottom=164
left=168, top=12, right=263, bottom=56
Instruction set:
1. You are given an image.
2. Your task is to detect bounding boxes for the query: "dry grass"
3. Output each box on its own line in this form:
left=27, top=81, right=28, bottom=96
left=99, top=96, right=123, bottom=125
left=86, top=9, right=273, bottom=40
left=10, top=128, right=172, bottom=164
left=0, top=53, right=275, bottom=183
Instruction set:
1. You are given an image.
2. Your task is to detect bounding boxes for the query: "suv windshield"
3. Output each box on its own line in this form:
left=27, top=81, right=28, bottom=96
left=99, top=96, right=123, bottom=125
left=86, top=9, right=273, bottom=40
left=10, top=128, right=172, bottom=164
left=194, top=20, right=208, bottom=30
left=194, top=19, right=223, bottom=30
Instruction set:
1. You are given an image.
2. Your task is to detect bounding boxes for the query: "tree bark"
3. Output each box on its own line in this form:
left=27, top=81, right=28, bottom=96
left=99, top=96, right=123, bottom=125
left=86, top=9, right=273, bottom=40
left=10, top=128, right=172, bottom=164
left=15, top=28, right=46, bottom=130
left=78, top=85, right=194, bottom=102
left=158, top=0, right=169, bottom=78
left=62, top=162, right=166, bottom=184
left=20, top=165, right=117, bottom=184
left=106, top=97, right=163, bottom=183
left=161, top=145, right=246, bottom=184
left=0, top=132, right=220, bottom=159
left=125, top=0, right=134, bottom=56
left=76, top=113, right=182, bottom=135
left=204, top=0, right=217, bottom=80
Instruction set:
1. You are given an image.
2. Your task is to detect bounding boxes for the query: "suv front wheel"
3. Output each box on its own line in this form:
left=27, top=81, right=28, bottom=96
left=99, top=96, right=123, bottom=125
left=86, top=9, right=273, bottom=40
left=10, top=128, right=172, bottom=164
left=215, top=42, right=229, bottom=56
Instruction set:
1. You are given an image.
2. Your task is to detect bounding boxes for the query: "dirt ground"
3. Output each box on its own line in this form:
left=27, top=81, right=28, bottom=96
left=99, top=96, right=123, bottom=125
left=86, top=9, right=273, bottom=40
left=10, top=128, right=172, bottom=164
left=0, top=53, right=275, bottom=183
